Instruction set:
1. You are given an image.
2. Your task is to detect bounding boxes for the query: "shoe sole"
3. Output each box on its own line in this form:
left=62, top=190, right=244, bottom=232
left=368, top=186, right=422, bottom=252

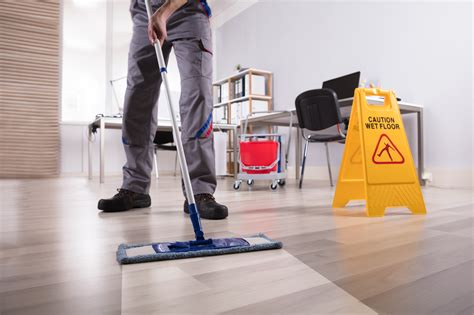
left=98, top=198, right=151, bottom=212
left=132, top=199, right=151, bottom=209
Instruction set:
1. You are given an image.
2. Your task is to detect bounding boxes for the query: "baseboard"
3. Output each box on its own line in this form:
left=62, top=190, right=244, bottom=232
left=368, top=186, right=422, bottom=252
left=287, top=166, right=473, bottom=189
left=286, top=166, right=338, bottom=183
left=425, top=168, right=473, bottom=189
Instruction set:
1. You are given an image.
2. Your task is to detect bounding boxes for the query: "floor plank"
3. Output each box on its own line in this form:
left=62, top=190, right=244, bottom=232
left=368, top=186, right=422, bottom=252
left=363, top=260, right=474, bottom=315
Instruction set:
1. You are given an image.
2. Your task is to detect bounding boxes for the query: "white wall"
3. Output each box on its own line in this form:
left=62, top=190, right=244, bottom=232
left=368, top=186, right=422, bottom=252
left=62, top=0, right=107, bottom=121
left=216, top=0, right=473, bottom=188
left=61, top=0, right=182, bottom=176
left=471, top=1, right=474, bottom=190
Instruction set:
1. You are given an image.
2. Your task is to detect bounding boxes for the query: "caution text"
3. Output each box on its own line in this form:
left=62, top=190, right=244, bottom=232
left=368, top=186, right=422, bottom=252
left=365, top=116, right=400, bottom=130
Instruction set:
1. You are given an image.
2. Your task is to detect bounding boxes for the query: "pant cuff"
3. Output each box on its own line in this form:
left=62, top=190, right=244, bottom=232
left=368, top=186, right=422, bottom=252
left=122, top=184, right=149, bottom=195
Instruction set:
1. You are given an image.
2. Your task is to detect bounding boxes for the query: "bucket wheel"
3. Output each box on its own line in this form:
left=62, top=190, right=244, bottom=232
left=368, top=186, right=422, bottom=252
left=233, top=181, right=242, bottom=190
left=270, top=181, right=278, bottom=190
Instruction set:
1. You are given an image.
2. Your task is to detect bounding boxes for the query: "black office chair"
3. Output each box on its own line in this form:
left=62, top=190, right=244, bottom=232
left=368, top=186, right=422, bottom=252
left=153, top=130, right=178, bottom=179
left=295, top=88, right=346, bottom=188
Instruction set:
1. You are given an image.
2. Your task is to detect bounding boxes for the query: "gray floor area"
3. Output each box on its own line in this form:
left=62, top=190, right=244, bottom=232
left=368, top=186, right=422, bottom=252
left=0, top=176, right=472, bottom=314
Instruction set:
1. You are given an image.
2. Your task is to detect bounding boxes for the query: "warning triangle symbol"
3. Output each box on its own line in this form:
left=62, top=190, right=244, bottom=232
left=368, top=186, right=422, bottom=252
left=372, top=134, right=405, bottom=164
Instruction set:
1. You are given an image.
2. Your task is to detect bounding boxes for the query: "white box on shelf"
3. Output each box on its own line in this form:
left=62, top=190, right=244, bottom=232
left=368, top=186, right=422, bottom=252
left=253, top=75, right=266, bottom=95
left=221, top=82, right=229, bottom=102
left=251, top=100, right=269, bottom=112
left=230, top=102, right=241, bottom=125
left=240, top=101, right=251, bottom=121
left=213, top=106, right=227, bottom=124
left=245, top=74, right=266, bottom=96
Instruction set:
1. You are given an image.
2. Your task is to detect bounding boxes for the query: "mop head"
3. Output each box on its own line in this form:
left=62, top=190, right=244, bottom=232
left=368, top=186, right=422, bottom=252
left=116, top=233, right=282, bottom=264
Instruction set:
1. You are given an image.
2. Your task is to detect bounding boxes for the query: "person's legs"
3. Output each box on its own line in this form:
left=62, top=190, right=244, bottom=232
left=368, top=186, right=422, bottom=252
left=98, top=0, right=171, bottom=212
left=100, top=0, right=227, bottom=217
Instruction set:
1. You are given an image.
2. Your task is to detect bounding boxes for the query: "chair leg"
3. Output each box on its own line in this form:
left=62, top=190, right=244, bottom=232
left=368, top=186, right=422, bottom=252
left=299, top=140, right=309, bottom=189
left=153, top=147, right=159, bottom=179
left=174, top=150, right=178, bottom=176
left=325, top=142, right=333, bottom=187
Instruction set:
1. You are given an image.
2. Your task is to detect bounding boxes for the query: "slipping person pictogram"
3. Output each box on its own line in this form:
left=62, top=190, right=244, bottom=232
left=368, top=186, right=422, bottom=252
left=377, top=142, right=395, bottom=161
left=372, top=134, right=405, bottom=164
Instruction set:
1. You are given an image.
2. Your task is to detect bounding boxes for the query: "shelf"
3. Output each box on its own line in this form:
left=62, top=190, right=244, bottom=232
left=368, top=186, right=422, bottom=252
left=214, top=95, right=272, bottom=107
left=212, top=68, right=273, bottom=86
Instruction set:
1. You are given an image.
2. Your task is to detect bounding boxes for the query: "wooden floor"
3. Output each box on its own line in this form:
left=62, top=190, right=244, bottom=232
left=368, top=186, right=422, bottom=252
left=0, top=176, right=473, bottom=314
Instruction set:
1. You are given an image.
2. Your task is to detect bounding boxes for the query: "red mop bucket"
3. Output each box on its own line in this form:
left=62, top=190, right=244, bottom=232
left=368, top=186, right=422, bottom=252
left=239, top=140, right=279, bottom=174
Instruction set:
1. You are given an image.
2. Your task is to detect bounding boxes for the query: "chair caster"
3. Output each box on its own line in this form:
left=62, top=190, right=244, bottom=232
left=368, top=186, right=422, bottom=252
left=247, top=179, right=254, bottom=186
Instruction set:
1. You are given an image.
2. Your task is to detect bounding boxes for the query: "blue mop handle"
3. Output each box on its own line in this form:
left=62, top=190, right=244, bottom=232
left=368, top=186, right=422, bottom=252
left=144, top=0, right=204, bottom=241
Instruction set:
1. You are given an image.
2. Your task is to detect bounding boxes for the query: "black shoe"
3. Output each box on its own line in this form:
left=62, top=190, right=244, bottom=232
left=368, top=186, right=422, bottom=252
left=98, top=189, right=151, bottom=212
left=183, top=194, right=228, bottom=220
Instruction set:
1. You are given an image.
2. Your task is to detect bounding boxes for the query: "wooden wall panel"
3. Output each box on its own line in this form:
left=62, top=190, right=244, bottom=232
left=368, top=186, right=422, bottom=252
left=0, top=1, right=61, bottom=177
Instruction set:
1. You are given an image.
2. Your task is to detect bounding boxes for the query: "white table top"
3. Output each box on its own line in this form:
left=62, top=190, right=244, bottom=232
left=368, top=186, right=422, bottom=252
left=90, top=117, right=237, bottom=130
left=245, top=97, right=423, bottom=127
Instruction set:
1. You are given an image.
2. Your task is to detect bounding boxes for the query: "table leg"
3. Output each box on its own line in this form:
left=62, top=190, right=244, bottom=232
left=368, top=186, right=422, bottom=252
left=417, top=109, right=425, bottom=186
left=100, top=118, right=105, bottom=184
left=88, top=125, right=93, bottom=180
left=233, top=127, right=238, bottom=178
left=296, top=127, right=301, bottom=180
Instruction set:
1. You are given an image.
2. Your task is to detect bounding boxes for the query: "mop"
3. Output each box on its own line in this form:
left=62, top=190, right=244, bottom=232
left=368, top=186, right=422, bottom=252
left=116, top=0, right=282, bottom=264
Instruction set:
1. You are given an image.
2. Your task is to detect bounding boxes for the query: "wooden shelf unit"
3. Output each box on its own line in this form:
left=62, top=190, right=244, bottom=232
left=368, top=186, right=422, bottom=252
left=212, top=68, right=273, bottom=174
left=213, top=68, right=273, bottom=125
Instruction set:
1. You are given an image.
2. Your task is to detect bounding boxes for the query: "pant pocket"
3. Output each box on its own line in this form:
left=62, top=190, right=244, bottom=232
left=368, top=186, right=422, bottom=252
left=199, top=38, right=213, bottom=78
left=173, top=38, right=212, bottom=80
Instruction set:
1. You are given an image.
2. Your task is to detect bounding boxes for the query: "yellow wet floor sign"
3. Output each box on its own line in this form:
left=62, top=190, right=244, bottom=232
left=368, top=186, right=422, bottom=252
left=332, top=88, right=426, bottom=216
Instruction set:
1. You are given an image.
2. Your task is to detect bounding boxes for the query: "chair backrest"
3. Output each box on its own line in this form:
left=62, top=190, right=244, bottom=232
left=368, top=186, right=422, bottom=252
left=154, top=130, right=174, bottom=145
left=295, top=88, right=342, bottom=131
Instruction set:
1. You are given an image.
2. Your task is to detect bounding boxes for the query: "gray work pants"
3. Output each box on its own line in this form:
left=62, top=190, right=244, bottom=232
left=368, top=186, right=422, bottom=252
left=121, top=0, right=216, bottom=196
